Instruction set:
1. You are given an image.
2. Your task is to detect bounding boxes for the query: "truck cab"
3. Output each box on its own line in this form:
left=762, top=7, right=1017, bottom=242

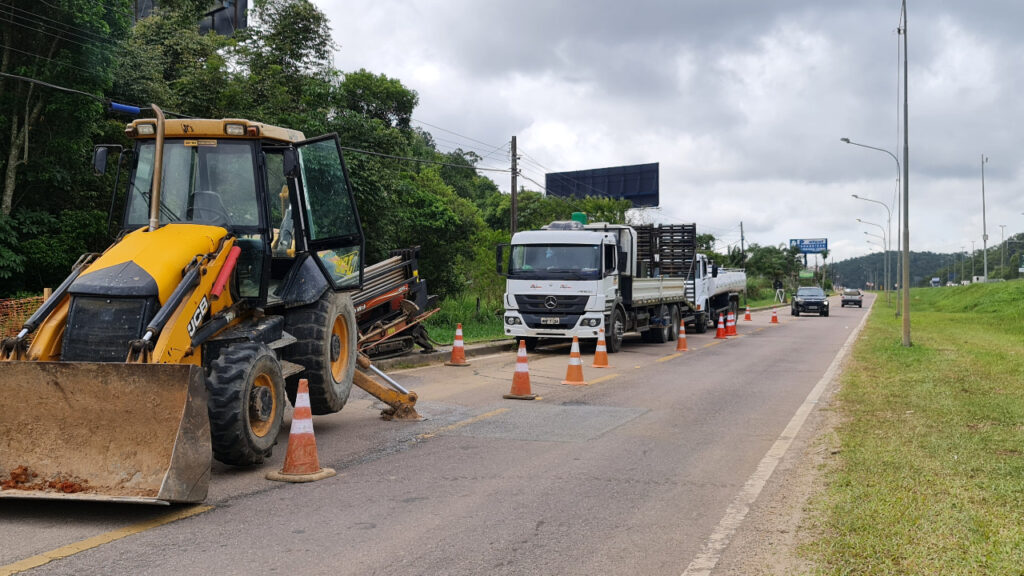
left=501, top=220, right=628, bottom=347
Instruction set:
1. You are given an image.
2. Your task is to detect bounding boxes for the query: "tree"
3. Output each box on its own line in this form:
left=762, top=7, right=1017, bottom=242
left=0, top=0, right=129, bottom=216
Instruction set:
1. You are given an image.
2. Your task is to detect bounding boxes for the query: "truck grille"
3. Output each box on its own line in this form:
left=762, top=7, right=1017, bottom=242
left=62, top=296, right=154, bottom=362
left=514, top=294, right=588, bottom=314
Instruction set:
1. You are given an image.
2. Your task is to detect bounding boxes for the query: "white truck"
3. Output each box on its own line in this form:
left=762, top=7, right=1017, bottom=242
left=498, top=219, right=746, bottom=352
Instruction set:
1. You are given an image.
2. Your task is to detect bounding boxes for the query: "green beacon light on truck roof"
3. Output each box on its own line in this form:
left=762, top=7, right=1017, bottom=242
left=571, top=212, right=588, bottom=225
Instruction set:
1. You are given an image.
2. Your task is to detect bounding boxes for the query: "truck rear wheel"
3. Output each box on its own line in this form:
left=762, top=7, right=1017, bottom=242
left=669, top=305, right=680, bottom=342
left=606, top=308, right=624, bottom=353
left=207, top=342, right=285, bottom=466
left=643, top=304, right=671, bottom=343
left=283, top=291, right=357, bottom=415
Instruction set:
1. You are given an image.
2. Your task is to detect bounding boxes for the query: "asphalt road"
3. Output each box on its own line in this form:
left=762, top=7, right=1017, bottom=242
left=1, top=296, right=870, bottom=576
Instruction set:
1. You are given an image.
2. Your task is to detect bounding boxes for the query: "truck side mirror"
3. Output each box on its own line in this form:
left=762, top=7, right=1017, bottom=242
left=617, top=251, right=628, bottom=275
left=604, top=245, right=616, bottom=274
left=92, top=146, right=109, bottom=175
left=283, top=149, right=299, bottom=178
left=711, top=264, right=719, bottom=278
left=496, top=243, right=509, bottom=276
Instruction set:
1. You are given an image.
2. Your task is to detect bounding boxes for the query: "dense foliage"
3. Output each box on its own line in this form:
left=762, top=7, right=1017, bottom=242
left=0, top=0, right=630, bottom=301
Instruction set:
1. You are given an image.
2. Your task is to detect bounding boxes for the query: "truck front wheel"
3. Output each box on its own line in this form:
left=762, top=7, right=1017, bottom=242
left=669, top=305, right=680, bottom=342
left=606, top=308, right=624, bottom=353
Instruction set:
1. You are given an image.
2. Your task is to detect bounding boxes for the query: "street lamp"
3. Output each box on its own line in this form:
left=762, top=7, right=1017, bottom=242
left=842, top=138, right=901, bottom=315
left=971, top=240, right=976, bottom=277
left=853, top=195, right=893, bottom=304
left=856, top=217, right=888, bottom=293
left=961, top=245, right=966, bottom=282
left=981, top=155, right=990, bottom=280
left=1000, top=224, right=1006, bottom=270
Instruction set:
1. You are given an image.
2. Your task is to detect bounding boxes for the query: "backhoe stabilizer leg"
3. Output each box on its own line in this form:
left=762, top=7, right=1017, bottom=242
left=352, top=370, right=423, bottom=421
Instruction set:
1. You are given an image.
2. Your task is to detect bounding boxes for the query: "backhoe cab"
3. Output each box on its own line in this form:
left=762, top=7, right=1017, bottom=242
left=0, top=109, right=369, bottom=503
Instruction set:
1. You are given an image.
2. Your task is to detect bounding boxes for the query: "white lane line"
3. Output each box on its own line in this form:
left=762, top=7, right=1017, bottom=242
left=680, top=298, right=874, bottom=576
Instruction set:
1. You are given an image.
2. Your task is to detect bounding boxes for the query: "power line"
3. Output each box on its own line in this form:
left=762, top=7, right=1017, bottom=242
left=0, top=71, right=190, bottom=118
left=0, top=44, right=98, bottom=75
left=0, top=8, right=119, bottom=52
left=0, top=4, right=123, bottom=48
left=410, top=117, right=505, bottom=150
left=339, top=146, right=509, bottom=173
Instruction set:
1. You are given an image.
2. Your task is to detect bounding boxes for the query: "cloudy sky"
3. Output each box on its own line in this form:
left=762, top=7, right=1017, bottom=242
left=321, top=0, right=1024, bottom=262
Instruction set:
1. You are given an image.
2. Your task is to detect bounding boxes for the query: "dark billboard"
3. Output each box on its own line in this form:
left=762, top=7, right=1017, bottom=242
left=545, top=162, right=659, bottom=207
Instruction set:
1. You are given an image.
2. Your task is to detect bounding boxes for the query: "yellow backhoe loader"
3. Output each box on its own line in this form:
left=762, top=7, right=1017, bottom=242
left=0, top=107, right=413, bottom=504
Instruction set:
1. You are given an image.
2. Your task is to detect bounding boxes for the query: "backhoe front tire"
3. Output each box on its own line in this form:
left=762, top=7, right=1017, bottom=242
left=207, top=342, right=285, bottom=466
left=283, top=291, right=357, bottom=415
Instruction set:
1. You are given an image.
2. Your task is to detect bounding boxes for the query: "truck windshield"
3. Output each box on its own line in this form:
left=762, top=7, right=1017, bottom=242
left=125, top=140, right=260, bottom=230
left=510, top=244, right=601, bottom=280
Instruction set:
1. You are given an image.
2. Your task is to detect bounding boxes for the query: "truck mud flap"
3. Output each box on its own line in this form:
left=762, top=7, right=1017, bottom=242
left=0, top=362, right=211, bottom=504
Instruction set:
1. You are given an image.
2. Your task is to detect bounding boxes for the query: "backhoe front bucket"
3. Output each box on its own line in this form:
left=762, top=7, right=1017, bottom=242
left=0, top=362, right=211, bottom=504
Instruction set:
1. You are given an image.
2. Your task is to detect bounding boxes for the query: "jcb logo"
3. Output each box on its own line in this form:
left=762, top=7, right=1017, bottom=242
left=187, top=296, right=210, bottom=337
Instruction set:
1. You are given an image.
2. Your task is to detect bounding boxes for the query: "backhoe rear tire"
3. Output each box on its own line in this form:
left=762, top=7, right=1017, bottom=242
left=207, top=342, right=285, bottom=466
left=283, top=291, right=357, bottom=414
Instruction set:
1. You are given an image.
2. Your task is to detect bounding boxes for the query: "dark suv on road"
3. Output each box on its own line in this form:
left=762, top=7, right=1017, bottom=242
left=792, top=286, right=829, bottom=317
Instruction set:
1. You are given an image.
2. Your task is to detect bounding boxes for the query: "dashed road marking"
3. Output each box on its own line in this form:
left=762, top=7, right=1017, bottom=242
left=417, top=408, right=509, bottom=440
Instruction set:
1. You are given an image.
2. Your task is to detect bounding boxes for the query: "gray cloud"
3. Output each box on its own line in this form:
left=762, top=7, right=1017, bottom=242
left=323, top=0, right=1024, bottom=259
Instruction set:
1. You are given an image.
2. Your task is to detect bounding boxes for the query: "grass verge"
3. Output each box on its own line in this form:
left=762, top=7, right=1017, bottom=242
left=803, top=282, right=1024, bottom=574
left=423, top=294, right=507, bottom=345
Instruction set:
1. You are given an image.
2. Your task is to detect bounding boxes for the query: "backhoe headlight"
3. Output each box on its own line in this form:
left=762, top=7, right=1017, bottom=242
left=225, top=123, right=246, bottom=136
left=136, top=123, right=155, bottom=135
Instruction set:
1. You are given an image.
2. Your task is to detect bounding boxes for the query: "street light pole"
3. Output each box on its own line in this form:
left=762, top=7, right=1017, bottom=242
left=853, top=194, right=893, bottom=304
left=999, top=224, right=1006, bottom=271
left=961, top=245, right=966, bottom=282
left=900, top=0, right=910, bottom=346
left=842, top=141, right=901, bottom=314
left=857, top=217, right=888, bottom=296
left=971, top=240, right=976, bottom=277
left=981, top=155, right=989, bottom=280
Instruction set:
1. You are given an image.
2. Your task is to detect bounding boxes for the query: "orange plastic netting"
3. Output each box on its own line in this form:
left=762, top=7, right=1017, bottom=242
left=0, top=296, right=44, bottom=338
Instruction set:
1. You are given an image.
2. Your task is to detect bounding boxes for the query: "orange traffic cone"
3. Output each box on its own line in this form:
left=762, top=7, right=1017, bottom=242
left=676, top=323, right=688, bottom=351
left=726, top=310, right=737, bottom=336
left=744, top=306, right=752, bottom=321
left=592, top=329, right=611, bottom=368
left=503, top=340, right=537, bottom=400
left=562, top=336, right=588, bottom=385
left=770, top=309, right=779, bottom=324
left=714, top=313, right=727, bottom=339
left=445, top=323, right=470, bottom=366
left=267, top=379, right=336, bottom=483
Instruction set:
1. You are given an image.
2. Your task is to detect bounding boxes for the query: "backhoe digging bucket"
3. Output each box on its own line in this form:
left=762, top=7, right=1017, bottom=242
left=0, top=362, right=211, bottom=504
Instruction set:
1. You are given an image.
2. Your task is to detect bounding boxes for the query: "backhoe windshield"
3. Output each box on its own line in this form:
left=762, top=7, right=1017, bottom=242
left=125, top=140, right=260, bottom=229
left=509, top=244, right=601, bottom=280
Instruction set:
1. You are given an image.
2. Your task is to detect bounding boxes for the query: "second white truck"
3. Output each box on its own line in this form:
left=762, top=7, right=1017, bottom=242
left=498, top=217, right=746, bottom=352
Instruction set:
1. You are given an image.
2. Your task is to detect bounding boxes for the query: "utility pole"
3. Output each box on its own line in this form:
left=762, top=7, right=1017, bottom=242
left=971, top=240, right=976, bottom=277
left=510, top=136, right=518, bottom=234
left=739, top=221, right=745, bottom=259
left=981, top=155, right=989, bottom=280
left=1000, top=224, right=1006, bottom=270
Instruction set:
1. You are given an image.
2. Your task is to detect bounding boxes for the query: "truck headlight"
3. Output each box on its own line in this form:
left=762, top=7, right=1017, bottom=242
left=582, top=318, right=601, bottom=327
left=823, top=301, right=829, bottom=306
left=505, top=316, right=522, bottom=325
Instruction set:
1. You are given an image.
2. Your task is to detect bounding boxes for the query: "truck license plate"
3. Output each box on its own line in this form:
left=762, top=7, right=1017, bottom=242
left=541, top=317, right=560, bottom=325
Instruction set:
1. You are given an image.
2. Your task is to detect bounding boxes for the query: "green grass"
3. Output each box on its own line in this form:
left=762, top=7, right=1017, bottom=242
left=803, top=281, right=1024, bottom=574
left=423, top=294, right=508, bottom=345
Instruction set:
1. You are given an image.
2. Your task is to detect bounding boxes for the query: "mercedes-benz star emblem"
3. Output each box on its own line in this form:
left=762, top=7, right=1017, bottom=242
left=544, top=296, right=557, bottom=309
